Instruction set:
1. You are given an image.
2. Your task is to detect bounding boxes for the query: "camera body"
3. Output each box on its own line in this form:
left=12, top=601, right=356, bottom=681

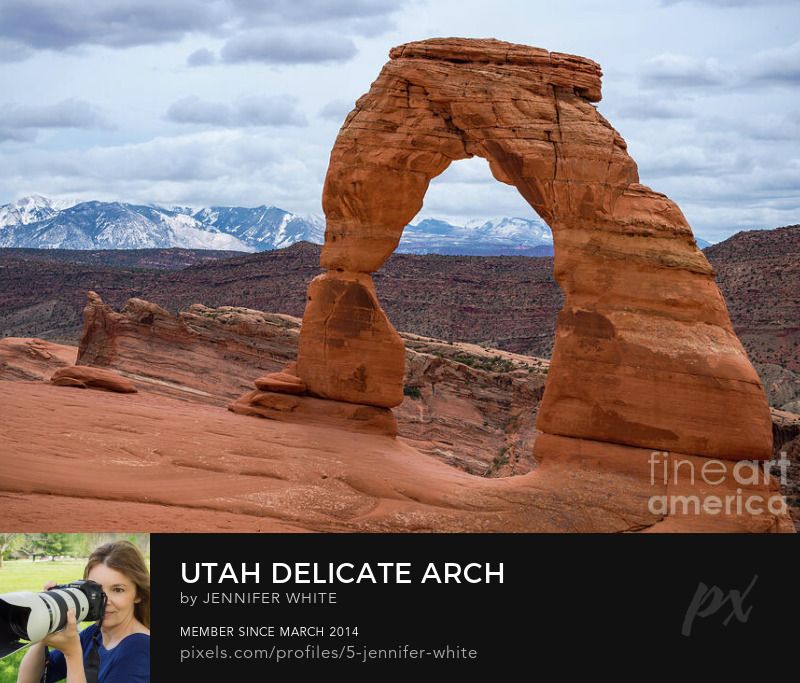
left=47, top=580, right=107, bottom=630
left=0, top=579, right=107, bottom=659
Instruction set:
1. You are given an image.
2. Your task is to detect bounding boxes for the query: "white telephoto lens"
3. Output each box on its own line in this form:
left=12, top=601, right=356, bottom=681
left=0, top=592, right=53, bottom=641
left=51, top=588, right=89, bottom=623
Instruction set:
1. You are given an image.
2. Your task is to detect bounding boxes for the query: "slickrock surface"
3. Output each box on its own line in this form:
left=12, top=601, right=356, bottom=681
left=0, top=380, right=790, bottom=532
left=51, top=366, right=137, bottom=393
left=396, top=334, right=546, bottom=475
left=0, top=337, right=76, bottom=381
left=229, top=390, right=398, bottom=436
left=297, top=37, right=772, bottom=463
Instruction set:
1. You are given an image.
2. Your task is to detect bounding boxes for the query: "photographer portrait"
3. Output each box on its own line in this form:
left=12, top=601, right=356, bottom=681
left=3, top=539, right=150, bottom=683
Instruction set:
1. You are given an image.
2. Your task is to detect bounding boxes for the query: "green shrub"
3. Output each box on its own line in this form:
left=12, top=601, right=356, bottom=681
left=403, top=385, right=422, bottom=400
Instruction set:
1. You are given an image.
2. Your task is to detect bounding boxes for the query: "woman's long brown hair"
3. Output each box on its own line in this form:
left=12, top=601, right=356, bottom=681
left=84, top=541, right=150, bottom=629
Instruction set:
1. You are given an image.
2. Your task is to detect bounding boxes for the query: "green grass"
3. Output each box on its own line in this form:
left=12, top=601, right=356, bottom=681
left=0, top=558, right=87, bottom=592
left=0, top=651, right=26, bottom=683
left=0, top=559, right=89, bottom=683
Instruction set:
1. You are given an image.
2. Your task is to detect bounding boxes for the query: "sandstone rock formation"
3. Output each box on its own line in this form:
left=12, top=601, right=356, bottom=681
left=51, top=366, right=137, bottom=393
left=74, top=293, right=547, bottom=472
left=295, top=37, right=772, bottom=463
left=0, top=312, right=791, bottom=532
left=78, top=290, right=300, bottom=404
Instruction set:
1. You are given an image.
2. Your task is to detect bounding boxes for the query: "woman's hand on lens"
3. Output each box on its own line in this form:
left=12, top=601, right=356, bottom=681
left=42, top=608, right=82, bottom=659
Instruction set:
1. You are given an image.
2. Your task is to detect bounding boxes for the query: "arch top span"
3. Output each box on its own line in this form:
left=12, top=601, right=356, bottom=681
left=388, top=38, right=603, bottom=102
left=297, top=37, right=772, bottom=463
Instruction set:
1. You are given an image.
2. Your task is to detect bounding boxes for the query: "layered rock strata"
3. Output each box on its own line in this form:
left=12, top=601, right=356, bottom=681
left=296, top=37, right=772, bottom=462
left=78, top=291, right=300, bottom=403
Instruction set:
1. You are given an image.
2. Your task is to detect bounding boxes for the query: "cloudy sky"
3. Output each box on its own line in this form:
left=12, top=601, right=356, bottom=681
left=0, top=0, right=797, bottom=242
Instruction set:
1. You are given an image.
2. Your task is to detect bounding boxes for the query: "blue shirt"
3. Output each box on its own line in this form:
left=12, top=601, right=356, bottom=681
left=45, top=623, right=150, bottom=683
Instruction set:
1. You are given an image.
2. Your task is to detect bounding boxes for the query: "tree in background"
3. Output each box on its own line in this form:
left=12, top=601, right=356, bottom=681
left=0, top=534, right=23, bottom=568
left=30, top=533, right=75, bottom=560
left=1, top=533, right=150, bottom=566
left=71, top=533, right=150, bottom=558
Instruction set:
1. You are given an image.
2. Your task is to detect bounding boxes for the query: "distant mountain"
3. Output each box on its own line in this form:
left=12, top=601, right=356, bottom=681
left=0, top=195, right=715, bottom=255
left=191, top=206, right=325, bottom=251
left=398, top=217, right=712, bottom=256
left=0, top=197, right=327, bottom=253
left=0, top=200, right=250, bottom=251
left=0, top=195, right=77, bottom=228
left=397, top=216, right=555, bottom=256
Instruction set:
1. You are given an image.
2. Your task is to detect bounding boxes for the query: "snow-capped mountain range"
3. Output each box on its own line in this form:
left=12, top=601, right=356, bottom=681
left=398, top=217, right=555, bottom=256
left=0, top=195, right=324, bottom=253
left=0, top=195, right=711, bottom=254
left=0, top=195, right=76, bottom=227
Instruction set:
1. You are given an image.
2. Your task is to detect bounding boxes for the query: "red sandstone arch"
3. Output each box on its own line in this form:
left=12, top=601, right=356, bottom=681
left=295, top=38, right=771, bottom=463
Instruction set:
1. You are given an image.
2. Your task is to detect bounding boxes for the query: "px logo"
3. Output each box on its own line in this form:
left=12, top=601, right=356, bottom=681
left=682, top=575, right=758, bottom=637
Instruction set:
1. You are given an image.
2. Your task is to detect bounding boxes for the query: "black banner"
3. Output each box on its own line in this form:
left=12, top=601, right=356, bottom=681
left=151, top=534, right=796, bottom=675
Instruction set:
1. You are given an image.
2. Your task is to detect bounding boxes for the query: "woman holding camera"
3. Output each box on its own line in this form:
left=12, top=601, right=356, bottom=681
left=17, top=540, right=150, bottom=683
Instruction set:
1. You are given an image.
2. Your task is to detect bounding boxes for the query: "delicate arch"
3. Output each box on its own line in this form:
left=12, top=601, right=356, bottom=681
left=297, top=38, right=771, bottom=462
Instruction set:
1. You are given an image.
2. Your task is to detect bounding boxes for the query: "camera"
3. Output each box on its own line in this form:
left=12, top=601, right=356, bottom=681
left=0, top=580, right=107, bottom=659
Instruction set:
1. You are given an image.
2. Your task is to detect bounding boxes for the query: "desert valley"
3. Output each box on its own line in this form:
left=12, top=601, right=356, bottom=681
left=1, top=225, right=797, bottom=532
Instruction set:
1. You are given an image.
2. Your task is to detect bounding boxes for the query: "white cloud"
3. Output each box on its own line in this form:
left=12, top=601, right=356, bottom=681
left=0, top=0, right=226, bottom=51
left=610, top=95, right=695, bottom=120
left=186, top=48, right=216, bottom=67
left=415, top=158, right=539, bottom=224
left=220, top=30, right=358, bottom=65
left=318, top=99, right=354, bottom=122
left=641, top=53, right=728, bottom=88
left=0, top=0, right=408, bottom=64
left=0, top=98, right=112, bottom=132
left=746, top=41, right=800, bottom=86
left=166, top=95, right=308, bottom=127
left=0, top=130, right=328, bottom=212
left=660, top=0, right=796, bottom=6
